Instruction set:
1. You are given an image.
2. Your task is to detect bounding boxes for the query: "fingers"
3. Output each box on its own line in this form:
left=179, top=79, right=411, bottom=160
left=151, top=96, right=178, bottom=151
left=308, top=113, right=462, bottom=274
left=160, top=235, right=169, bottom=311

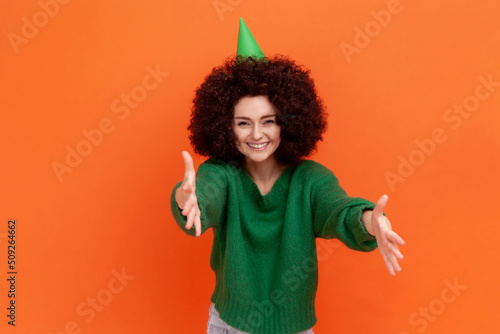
left=181, top=200, right=192, bottom=216
left=176, top=153, right=196, bottom=209
left=176, top=182, right=195, bottom=213
left=182, top=151, right=194, bottom=172
left=390, top=250, right=402, bottom=273
left=392, top=231, right=405, bottom=246
left=387, top=231, right=405, bottom=255
left=386, top=261, right=396, bottom=276
left=180, top=184, right=193, bottom=206
left=182, top=151, right=195, bottom=184
left=393, top=246, right=404, bottom=260
left=373, top=194, right=388, bottom=219
left=183, top=199, right=202, bottom=237
left=390, top=257, right=402, bottom=274
left=185, top=207, right=202, bottom=237
left=389, top=243, right=404, bottom=261
left=382, top=250, right=401, bottom=276
left=380, top=232, right=405, bottom=276
left=194, top=213, right=201, bottom=237
left=185, top=207, right=196, bottom=230
left=386, top=246, right=403, bottom=275
left=381, top=251, right=396, bottom=276
left=180, top=151, right=201, bottom=237
left=372, top=195, right=405, bottom=276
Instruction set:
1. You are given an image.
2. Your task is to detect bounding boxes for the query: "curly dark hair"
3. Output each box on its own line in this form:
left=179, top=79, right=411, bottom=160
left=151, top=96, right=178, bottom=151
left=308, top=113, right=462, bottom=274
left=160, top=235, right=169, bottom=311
left=188, top=55, right=328, bottom=166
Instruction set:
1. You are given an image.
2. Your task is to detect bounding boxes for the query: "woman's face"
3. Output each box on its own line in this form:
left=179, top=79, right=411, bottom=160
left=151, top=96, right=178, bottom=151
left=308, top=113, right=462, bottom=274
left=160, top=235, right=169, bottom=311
left=233, top=95, right=281, bottom=164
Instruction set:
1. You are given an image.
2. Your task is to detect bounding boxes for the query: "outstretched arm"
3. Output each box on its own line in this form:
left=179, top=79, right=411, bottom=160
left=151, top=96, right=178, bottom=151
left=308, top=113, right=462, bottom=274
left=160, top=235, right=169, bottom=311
left=361, top=195, right=405, bottom=276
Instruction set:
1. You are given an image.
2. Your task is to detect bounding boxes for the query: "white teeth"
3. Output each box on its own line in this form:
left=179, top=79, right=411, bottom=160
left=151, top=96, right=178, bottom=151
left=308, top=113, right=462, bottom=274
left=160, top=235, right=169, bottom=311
left=248, top=142, right=269, bottom=149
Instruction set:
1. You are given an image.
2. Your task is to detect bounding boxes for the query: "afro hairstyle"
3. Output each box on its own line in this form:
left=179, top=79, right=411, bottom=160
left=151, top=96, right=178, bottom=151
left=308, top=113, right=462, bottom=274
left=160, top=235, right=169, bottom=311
left=188, top=55, right=328, bottom=166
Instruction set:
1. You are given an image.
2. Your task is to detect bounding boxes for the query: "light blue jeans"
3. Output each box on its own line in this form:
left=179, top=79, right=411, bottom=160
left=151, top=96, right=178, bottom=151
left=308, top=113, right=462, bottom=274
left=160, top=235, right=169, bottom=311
left=207, top=303, right=314, bottom=334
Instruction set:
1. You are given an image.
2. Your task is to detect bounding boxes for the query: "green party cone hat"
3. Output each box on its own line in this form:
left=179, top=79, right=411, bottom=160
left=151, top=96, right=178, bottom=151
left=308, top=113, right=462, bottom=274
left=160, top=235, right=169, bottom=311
left=236, top=18, right=266, bottom=60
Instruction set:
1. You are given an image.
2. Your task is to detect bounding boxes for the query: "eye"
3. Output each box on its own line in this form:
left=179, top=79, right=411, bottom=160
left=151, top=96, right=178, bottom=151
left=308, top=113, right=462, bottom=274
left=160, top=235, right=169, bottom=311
left=263, top=119, right=276, bottom=125
left=236, top=121, right=250, bottom=126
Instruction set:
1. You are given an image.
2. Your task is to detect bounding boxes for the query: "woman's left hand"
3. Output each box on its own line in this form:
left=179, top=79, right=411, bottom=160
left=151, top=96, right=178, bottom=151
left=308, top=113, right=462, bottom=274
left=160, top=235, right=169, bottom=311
left=368, top=195, right=405, bottom=276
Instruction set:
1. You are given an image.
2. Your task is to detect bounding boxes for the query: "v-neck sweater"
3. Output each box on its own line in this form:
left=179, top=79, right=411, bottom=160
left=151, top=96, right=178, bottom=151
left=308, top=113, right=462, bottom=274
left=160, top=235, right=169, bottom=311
left=170, top=158, right=377, bottom=334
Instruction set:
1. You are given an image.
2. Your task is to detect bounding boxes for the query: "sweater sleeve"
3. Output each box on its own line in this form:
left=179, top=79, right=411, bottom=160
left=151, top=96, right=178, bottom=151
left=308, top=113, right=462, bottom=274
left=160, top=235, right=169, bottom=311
left=310, top=165, right=377, bottom=252
left=170, top=159, right=228, bottom=237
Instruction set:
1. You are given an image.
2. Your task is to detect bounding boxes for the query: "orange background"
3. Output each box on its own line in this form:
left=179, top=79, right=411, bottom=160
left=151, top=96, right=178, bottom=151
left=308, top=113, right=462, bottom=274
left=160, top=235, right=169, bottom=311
left=1, top=0, right=499, bottom=333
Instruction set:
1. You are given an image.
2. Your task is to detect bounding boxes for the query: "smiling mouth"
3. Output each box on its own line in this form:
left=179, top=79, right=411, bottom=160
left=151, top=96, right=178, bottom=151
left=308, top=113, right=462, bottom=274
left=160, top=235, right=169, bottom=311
left=247, top=142, right=270, bottom=150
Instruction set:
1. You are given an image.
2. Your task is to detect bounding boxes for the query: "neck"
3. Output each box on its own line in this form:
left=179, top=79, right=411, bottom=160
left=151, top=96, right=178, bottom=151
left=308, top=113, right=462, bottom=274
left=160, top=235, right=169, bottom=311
left=243, top=156, right=286, bottom=183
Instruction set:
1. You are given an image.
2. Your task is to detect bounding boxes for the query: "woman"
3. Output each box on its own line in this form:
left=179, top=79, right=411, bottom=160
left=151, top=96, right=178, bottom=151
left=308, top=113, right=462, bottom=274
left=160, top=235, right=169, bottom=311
left=171, top=54, right=404, bottom=334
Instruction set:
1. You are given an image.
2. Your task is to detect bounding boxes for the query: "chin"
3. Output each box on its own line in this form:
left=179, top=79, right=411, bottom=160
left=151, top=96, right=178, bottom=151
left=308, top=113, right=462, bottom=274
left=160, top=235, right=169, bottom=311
left=244, top=153, right=276, bottom=164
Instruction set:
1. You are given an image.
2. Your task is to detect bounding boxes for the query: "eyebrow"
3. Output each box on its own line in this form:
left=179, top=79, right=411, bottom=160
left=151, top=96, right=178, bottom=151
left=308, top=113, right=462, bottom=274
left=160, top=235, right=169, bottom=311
left=234, top=115, right=276, bottom=120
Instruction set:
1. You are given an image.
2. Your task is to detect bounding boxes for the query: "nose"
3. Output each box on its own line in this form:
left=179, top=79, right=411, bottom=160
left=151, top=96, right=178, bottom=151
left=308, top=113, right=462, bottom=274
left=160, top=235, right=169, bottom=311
left=250, top=124, right=263, bottom=140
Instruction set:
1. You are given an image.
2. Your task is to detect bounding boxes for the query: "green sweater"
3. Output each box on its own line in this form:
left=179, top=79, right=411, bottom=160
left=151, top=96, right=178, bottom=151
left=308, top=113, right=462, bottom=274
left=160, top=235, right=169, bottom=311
left=170, top=158, right=378, bottom=334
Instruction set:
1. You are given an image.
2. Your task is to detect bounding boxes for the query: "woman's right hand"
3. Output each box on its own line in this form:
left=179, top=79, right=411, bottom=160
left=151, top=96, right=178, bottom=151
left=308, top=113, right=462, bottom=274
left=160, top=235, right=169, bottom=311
left=175, top=151, right=201, bottom=237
